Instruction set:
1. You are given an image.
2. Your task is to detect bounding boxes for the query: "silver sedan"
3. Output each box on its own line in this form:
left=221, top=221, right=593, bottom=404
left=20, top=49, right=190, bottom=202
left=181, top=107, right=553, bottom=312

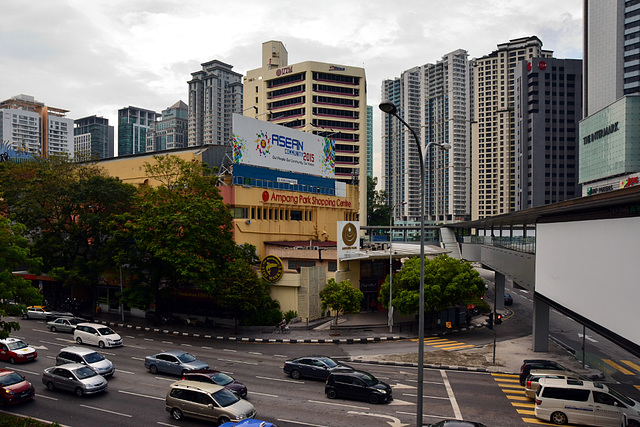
left=47, top=317, right=85, bottom=333
left=42, top=363, right=108, bottom=397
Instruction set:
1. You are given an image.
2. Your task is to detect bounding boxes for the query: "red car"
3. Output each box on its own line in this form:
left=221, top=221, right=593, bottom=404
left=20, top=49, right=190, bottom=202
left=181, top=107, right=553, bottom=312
left=0, top=369, right=35, bottom=407
left=0, top=338, right=38, bottom=363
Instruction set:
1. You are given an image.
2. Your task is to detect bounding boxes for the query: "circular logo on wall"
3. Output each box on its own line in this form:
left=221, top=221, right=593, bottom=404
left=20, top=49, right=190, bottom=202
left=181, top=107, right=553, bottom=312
left=342, top=222, right=358, bottom=246
left=538, top=61, right=547, bottom=71
left=276, top=69, right=281, bottom=76
left=527, top=62, right=532, bottom=71
left=260, top=255, right=284, bottom=283
left=262, top=191, right=270, bottom=202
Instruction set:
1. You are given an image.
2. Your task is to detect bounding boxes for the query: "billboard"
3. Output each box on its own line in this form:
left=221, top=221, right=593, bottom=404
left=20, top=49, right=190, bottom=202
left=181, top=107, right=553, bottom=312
left=337, top=221, right=360, bottom=260
left=232, top=114, right=335, bottom=178
left=0, top=141, right=36, bottom=163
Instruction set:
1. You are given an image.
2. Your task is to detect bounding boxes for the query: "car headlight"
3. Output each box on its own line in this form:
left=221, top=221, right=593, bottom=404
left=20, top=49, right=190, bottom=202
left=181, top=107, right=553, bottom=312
left=378, top=389, right=387, bottom=394
left=237, top=414, right=246, bottom=420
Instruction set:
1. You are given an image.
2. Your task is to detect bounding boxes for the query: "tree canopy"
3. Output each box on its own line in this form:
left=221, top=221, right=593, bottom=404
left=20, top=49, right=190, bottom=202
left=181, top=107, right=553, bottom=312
left=380, top=254, right=486, bottom=315
left=320, top=279, right=364, bottom=329
left=367, top=176, right=391, bottom=226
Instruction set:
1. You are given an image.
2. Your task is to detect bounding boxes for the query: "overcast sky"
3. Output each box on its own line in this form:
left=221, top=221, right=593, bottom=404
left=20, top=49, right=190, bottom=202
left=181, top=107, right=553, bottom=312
left=1, top=0, right=583, bottom=174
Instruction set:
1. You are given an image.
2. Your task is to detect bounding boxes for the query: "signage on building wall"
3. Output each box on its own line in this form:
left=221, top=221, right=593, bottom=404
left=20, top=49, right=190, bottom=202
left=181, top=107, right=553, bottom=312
left=621, top=176, right=639, bottom=189
left=337, top=221, right=360, bottom=259
left=260, top=255, right=284, bottom=282
left=275, top=66, right=293, bottom=76
left=0, top=141, right=35, bottom=162
left=232, top=114, right=335, bottom=178
left=260, top=190, right=352, bottom=208
left=329, top=66, right=346, bottom=71
left=583, top=122, right=620, bottom=145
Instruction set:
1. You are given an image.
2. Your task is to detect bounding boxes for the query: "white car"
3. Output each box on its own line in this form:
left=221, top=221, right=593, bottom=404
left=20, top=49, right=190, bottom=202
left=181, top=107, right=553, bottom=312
left=74, top=323, right=123, bottom=348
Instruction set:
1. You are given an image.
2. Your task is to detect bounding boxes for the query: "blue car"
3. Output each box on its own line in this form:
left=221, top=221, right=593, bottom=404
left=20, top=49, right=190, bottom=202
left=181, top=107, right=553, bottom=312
left=144, top=350, right=209, bottom=376
left=219, top=420, right=278, bottom=427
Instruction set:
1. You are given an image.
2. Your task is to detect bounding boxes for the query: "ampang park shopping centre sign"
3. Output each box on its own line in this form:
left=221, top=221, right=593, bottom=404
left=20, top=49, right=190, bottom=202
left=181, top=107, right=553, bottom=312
left=262, top=190, right=351, bottom=208
left=232, top=114, right=335, bottom=178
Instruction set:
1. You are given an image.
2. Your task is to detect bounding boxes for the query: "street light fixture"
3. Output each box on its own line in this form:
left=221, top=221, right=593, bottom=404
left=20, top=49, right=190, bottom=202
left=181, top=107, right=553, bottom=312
left=379, top=99, right=450, bottom=427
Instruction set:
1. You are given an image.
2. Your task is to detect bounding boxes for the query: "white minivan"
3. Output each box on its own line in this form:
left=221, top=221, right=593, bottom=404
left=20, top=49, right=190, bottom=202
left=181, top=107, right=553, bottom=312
left=74, top=323, right=123, bottom=348
left=535, top=378, right=640, bottom=426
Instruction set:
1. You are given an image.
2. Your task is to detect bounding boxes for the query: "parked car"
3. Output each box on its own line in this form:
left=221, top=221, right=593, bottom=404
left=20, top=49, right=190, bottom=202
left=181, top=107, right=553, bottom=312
left=182, top=369, right=247, bottom=398
left=0, top=368, right=35, bottom=407
left=74, top=323, right=122, bottom=348
left=56, top=346, right=115, bottom=377
left=145, top=350, right=209, bottom=376
left=425, top=421, right=487, bottom=427
left=519, top=359, right=569, bottom=385
left=504, top=293, right=513, bottom=305
left=47, top=317, right=86, bottom=333
left=220, top=420, right=278, bottom=427
left=325, top=370, right=392, bottom=404
left=524, top=369, right=584, bottom=399
left=42, top=363, right=108, bottom=396
left=0, top=338, right=37, bottom=363
left=535, top=377, right=640, bottom=426
left=165, top=380, right=256, bottom=424
left=283, top=355, right=353, bottom=380
left=22, top=306, right=52, bottom=320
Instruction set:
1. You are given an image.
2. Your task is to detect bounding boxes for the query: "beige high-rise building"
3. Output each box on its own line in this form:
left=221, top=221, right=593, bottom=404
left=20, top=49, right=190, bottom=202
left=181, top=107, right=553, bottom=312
left=471, top=36, right=553, bottom=220
left=243, top=41, right=368, bottom=225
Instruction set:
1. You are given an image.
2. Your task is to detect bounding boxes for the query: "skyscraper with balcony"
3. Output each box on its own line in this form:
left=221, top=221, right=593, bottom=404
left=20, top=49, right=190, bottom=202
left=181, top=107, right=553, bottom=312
left=472, top=36, right=553, bottom=220
left=244, top=41, right=367, bottom=223
left=188, top=60, right=243, bottom=146
left=118, top=106, right=159, bottom=156
left=0, top=94, right=73, bottom=158
left=146, top=100, right=189, bottom=153
left=74, top=115, right=114, bottom=161
left=382, top=49, right=472, bottom=224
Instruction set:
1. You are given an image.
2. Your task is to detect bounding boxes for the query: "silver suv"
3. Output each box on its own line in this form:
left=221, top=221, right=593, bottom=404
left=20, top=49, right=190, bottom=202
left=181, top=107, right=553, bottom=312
left=165, top=380, right=255, bottom=424
left=56, top=346, right=115, bottom=377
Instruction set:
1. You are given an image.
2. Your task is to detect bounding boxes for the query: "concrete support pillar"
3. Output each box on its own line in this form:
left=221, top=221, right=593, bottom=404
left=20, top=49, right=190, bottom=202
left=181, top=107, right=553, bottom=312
left=494, top=272, right=506, bottom=312
left=533, top=294, right=550, bottom=352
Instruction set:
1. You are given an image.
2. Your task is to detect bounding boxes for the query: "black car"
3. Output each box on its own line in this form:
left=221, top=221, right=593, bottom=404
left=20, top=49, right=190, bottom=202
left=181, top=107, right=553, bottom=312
left=182, top=369, right=248, bottom=398
left=425, top=421, right=487, bottom=427
left=325, top=370, right=392, bottom=404
left=519, top=359, right=569, bottom=385
left=504, top=293, right=513, bottom=305
left=283, top=356, right=353, bottom=380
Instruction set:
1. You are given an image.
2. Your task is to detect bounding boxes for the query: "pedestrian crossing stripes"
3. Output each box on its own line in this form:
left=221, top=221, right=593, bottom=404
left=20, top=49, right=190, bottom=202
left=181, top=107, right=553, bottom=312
left=492, top=373, right=555, bottom=426
left=409, top=336, right=475, bottom=350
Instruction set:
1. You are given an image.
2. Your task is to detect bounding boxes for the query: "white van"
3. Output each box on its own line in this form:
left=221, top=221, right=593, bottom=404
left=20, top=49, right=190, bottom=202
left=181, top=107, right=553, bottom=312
left=535, top=378, right=640, bottom=426
left=74, top=323, right=123, bottom=348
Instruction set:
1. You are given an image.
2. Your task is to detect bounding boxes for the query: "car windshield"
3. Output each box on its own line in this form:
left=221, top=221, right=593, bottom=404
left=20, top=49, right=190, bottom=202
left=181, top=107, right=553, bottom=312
left=74, top=367, right=98, bottom=380
left=84, top=352, right=105, bottom=363
left=0, top=372, right=25, bottom=386
left=212, top=388, right=240, bottom=407
left=69, top=318, right=83, bottom=325
left=176, top=352, right=196, bottom=363
left=357, top=372, right=379, bottom=387
left=211, top=372, right=233, bottom=386
left=608, top=387, right=636, bottom=407
left=7, top=341, right=28, bottom=351
left=97, top=327, right=115, bottom=336
left=320, top=358, right=339, bottom=368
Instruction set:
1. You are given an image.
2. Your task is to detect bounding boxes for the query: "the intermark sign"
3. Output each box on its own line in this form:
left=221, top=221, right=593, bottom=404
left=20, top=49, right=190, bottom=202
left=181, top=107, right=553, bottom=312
left=232, top=114, right=335, bottom=178
left=583, top=122, right=620, bottom=145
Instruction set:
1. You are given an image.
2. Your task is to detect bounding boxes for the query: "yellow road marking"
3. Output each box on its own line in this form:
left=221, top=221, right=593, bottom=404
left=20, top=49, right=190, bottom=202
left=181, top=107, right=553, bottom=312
left=491, top=373, right=519, bottom=378
left=495, top=383, right=523, bottom=389
left=511, top=402, right=534, bottom=408
left=521, top=416, right=554, bottom=425
left=432, top=342, right=459, bottom=348
left=621, top=360, right=640, bottom=374
left=603, top=359, right=635, bottom=375
left=439, top=344, right=475, bottom=350
left=517, top=409, right=535, bottom=415
left=494, top=378, right=521, bottom=383
left=502, top=389, right=526, bottom=395
left=635, top=385, right=640, bottom=392
left=506, top=394, right=530, bottom=401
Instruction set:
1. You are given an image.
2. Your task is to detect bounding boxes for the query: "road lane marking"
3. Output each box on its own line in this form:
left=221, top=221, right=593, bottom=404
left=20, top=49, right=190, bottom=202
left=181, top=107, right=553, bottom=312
left=277, top=419, right=328, bottom=427
left=621, top=360, right=640, bottom=374
left=80, top=404, right=132, bottom=417
left=603, top=359, right=635, bottom=375
left=181, top=343, right=192, bottom=347
left=348, top=411, right=409, bottom=427
left=274, top=354, right=288, bottom=357
left=201, top=346, right=213, bottom=350
left=440, top=370, right=461, bottom=420
left=249, top=352, right=262, bottom=355
left=143, top=338, right=154, bottom=341
left=307, top=399, right=369, bottom=410
left=223, top=349, right=237, bottom=352
left=255, top=376, right=302, bottom=384
left=250, top=391, right=278, bottom=398
left=36, top=394, right=58, bottom=400
left=131, top=357, right=146, bottom=361
left=161, top=341, right=173, bottom=344
left=4, top=367, right=39, bottom=376
left=115, top=369, right=135, bottom=375
left=217, top=358, right=257, bottom=365
left=119, top=390, right=164, bottom=400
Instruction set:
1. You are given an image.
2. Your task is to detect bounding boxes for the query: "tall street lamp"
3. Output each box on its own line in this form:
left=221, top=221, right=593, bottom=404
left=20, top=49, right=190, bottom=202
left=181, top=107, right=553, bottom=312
left=388, top=200, right=406, bottom=334
left=379, top=100, right=450, bottom=427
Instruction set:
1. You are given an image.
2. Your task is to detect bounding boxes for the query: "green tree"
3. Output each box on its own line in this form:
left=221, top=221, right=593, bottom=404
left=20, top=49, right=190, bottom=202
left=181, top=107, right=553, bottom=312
left=380, top=255, right=485, bottom=320
left=0, top=216, right=44, bottom=338
left=367, top=176, right=391, bottom=227
left=319, top=279, right=364, bottom=330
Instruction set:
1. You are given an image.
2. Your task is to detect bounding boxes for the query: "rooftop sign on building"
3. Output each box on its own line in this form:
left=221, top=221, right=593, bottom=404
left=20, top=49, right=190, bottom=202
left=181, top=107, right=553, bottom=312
left=232, top=114, right=335, bottom=178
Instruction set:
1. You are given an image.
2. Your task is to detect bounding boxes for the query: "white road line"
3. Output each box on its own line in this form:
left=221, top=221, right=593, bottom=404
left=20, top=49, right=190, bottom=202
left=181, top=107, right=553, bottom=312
left=441, top=370, right=462, bottom=419
left=4, top=367, right=39, bottom=376
left=80, top=404, right=132, bottom=417
left=157, top=422, right=179, bottom=426
left=307, top=400, right=369, bottom=410
left=249, top=391, right=279, bottom=398
left=131, top=357, right=146, bottom=361
left=277, top=419, right=328, bottom=427
left=274, top=354, right=288, bottom=358
left=249, top=352, right=262, bottom=355
left=216, top=358, right=257, bottom=365
left=403, top=393, right=450, bottom=400
left=36, top=394, right=58, bottom=400
left=201, top=346, right=212, bottom=350
left=119, top=390, right=164, bottom=400
left=255, top=376, right=302, bottom=384
left=144, top=338, right=154, bottom=341
left=223, top=349, right=237, bottom=352
left=181, top=343, right=192, bottom=347
left=126, top=335, right=136, bottom=339
left=155, top=377, right=176, bottom=382
left=115, top=369, right=135, bottom=375
left=125, top=345, right=146, bottom=350
left=162, top=341, right=173, bottom=344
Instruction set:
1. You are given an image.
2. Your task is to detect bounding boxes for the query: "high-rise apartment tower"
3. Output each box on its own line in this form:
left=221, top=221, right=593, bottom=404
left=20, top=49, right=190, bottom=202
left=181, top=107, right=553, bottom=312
left=146, top=100, right=189, bottom=153
left=118, top=106, right=159, bottom=156
left=74, top=115, right=114, bottom=161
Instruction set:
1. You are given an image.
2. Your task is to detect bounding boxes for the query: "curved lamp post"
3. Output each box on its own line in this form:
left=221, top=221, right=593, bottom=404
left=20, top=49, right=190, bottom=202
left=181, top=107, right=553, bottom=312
left=379, top=100, right=450, bottom=427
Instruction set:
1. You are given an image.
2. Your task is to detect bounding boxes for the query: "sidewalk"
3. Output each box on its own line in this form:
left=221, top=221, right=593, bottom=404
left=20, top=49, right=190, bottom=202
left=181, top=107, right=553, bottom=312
left=94, top=310, right=590, bottom=376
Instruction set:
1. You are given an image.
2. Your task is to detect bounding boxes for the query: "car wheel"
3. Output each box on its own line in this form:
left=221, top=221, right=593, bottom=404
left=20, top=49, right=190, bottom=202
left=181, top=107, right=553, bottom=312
left=149, top=365, right=158, bottom=374
left=550, top=411, right=568, bottom=425
left=46, top=382, right=55, bottom=391
left=327, top=389, right=337, bottom=399
left=218, top=416, right=230, bottom=425
left=76, top=337, right=83, bottom=344
left=290, top=369, right=301, bottom=379
left=75, top=387, right=84, bottom=397
left=171, top=408, right=183, bottom=420
left=98, top=341, right=105, bottom=349
left=8, top=357, right=15, bottom=364
left=368, top=393, right=381, bottom=404
left=50, top=326, right=57, bottom=332
left=181, top=370, right=188, bottom=376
